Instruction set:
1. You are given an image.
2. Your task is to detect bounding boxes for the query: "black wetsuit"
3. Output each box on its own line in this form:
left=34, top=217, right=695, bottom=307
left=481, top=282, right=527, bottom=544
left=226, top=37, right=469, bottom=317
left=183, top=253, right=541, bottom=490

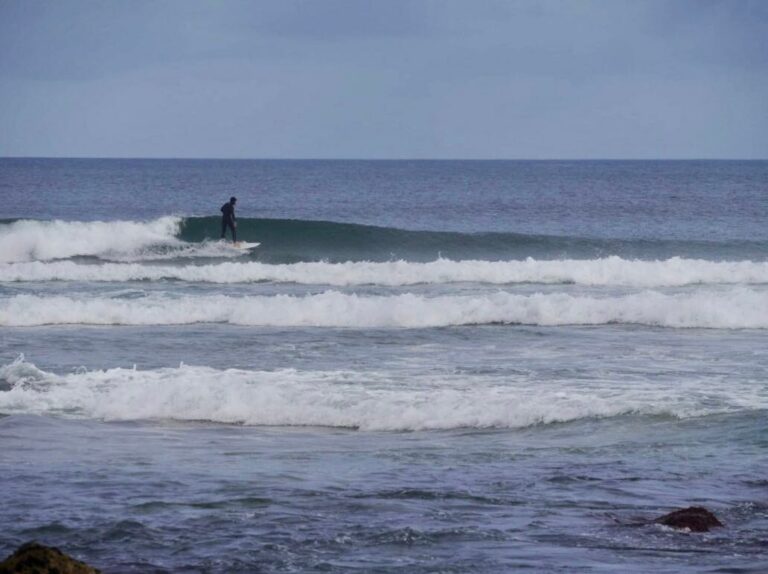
left=220, top=202, right=236, bottom=242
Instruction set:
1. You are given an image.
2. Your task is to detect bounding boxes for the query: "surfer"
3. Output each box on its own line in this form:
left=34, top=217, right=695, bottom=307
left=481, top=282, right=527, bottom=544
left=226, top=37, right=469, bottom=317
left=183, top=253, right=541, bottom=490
left=220, top=196, right=237, bottom=242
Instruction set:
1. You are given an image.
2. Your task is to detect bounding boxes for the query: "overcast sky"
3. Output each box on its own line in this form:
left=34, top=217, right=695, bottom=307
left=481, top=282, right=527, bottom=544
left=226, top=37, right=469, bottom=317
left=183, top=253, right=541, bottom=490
left=0, top=0, right=766, bottom=159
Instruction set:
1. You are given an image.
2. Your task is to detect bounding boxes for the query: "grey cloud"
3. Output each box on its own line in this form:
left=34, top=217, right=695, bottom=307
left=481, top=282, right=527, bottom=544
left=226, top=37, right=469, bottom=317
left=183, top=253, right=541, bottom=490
left=0, top=0, right=765, bottom=158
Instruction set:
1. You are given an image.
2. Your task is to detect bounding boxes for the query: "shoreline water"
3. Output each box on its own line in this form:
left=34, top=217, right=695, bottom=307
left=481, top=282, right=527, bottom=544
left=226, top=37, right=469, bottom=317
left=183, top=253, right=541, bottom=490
left=2, top=411, right=765, bottom=572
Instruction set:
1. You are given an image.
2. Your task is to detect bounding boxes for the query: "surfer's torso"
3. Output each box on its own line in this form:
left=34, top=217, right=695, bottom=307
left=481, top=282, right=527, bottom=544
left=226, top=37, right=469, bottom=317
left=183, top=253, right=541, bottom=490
left=221, top=202, right=235, bottom=222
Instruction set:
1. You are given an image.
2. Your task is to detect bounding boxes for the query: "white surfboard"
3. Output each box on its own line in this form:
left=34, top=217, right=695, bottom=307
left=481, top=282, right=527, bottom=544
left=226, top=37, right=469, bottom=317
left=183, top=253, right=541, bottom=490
left=231, top=241, right=260, bottom=250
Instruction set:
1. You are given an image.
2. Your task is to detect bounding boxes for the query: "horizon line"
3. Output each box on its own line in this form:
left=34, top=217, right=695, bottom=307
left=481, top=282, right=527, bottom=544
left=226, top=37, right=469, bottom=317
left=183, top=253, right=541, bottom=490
left=1, top=156, right=766, bottom=162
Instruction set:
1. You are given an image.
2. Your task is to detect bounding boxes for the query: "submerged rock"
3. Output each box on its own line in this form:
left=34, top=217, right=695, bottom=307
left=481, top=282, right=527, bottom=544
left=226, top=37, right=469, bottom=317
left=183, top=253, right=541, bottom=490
left=655, top=506, right=724, bottom=532
left=0, top=542, right=100, bottom=574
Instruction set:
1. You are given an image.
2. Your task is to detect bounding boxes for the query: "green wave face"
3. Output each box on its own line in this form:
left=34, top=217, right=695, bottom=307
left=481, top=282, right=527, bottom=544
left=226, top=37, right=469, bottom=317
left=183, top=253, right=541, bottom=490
left=178, top=216, right=598, bottom=263
left=177, top=216, right=768, bottom=263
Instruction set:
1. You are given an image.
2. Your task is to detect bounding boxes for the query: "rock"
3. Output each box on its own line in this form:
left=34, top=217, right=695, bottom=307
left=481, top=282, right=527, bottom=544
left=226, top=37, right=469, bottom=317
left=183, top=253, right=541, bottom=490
left=0, top=542, right=100, bottom=574
left=655, top=506, right=723, bottom=532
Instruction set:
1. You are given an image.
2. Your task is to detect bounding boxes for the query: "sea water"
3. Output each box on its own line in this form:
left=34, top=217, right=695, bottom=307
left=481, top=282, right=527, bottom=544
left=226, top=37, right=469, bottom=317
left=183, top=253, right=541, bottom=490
left=1, top=159, right=767, bottom=572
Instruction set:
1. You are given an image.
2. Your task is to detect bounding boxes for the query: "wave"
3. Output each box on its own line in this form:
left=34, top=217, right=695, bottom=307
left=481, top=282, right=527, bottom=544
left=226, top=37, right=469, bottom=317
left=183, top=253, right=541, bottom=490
left=180, top=216, right=768, bottom=262
left=3, top=257, right=768, bottom=287
left=0, top=217, right=186, bottom=263
left=2, top=216, right=765, bottom=264
left=0, top=216, right=255, bottom=264
left=2, top=288, right=767, bottom=328
left=0, top=357, right=761, bottom=430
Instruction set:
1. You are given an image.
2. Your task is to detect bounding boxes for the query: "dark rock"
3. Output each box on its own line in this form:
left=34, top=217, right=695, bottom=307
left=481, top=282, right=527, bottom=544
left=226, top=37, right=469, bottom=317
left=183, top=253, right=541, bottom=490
left=0, top=542, right=100, bottom=574
left=655, top=506, right=724, bottom=532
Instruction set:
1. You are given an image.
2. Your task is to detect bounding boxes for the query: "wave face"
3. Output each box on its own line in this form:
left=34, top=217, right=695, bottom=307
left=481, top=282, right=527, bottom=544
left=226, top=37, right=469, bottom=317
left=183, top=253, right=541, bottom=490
left=3, top=257, right=768, bottom=286
left=2, top=216, right=766, bottom=264
left=179, top=216, right=768, bottom=262
left=0, top=357, right=761, bottom=430
left=2, top=288, right=767, bottom=328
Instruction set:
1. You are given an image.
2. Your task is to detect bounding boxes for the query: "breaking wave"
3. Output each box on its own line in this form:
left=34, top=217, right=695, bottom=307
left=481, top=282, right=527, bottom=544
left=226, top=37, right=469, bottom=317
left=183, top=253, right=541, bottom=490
left=3, top=257, right=768, bottom=287
left=2, top=288, right=767, bottom=328
left=0, top=217, right=184, bottom=263
left=2, top=216, right=766, bottom=264
left=0, top=357, right=761, bottom=430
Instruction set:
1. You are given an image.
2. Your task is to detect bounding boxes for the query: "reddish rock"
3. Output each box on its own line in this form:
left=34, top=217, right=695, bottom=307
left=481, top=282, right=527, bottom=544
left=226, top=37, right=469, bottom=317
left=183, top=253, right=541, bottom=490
left=655, top=506, right=723, bottom=532
left=0, top=542, right=100, bottom=574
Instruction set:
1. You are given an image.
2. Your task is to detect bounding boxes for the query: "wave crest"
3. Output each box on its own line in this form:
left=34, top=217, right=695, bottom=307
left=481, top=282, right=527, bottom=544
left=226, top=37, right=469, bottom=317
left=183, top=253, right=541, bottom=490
left=0, top=217, right=184, bottom=263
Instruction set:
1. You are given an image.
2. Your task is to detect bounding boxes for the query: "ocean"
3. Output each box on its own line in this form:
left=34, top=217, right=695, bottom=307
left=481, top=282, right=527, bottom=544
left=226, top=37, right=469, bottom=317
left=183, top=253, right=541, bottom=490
left=1, top=158, right=767, bottom=572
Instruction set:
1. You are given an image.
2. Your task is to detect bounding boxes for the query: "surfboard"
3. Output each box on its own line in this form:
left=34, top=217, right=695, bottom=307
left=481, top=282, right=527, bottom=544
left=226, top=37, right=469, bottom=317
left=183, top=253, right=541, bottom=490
left=232, top=241, right=260, bottom=250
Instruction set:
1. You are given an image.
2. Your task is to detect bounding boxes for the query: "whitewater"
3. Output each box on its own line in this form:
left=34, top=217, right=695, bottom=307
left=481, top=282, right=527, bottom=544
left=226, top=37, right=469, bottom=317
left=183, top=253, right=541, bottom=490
left=0, top=216, right=185, bottom=263
left=3, top=288, right=768, bottom=328
left=5, top=255, right=768, bottom=286
left=1, top=356, right=763, bottom=430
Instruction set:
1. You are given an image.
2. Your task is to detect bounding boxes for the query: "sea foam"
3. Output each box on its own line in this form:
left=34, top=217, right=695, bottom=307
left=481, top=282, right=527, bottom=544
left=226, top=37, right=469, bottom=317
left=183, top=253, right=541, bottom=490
left=2, top=288, right=767, bottom=328
left=0, top=217, right=186, bottom=263
left=0, top=357, right=761, bottom=430
left=2, top=257, right=768, bottom=286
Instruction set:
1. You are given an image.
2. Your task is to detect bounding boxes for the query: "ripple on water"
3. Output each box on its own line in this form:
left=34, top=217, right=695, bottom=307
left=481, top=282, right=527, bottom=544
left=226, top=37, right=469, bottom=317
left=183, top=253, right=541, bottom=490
left=130, top=497, right=271, bottom=513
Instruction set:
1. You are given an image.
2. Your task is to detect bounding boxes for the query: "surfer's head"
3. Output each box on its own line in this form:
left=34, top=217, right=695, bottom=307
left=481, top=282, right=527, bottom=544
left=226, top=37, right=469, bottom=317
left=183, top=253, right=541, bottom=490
left=230, top=197, right=237, bottom=204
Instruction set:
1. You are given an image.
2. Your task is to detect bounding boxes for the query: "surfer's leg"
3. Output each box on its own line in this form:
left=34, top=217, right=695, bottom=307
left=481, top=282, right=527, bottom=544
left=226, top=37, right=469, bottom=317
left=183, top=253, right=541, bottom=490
left=231, top=222, right=237, bottom=243
left=221, top=219, right=227, bottom=239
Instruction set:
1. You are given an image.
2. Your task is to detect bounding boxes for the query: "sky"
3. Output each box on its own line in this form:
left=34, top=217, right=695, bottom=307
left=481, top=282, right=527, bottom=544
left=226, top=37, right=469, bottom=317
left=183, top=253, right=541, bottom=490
left=0, top=0, right=766, bottom=159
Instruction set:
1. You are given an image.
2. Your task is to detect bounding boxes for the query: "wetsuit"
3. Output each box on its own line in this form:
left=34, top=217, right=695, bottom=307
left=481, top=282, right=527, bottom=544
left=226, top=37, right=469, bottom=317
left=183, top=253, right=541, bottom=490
left=220, top=202, right=237, bottom=242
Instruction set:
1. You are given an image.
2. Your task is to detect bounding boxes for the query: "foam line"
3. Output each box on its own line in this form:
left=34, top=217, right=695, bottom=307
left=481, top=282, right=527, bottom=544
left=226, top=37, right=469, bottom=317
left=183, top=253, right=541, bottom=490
left=2, top=257, right=768, bottom=286
left=0, top=357, right=762, bottom=430
left=2, top=288, right=767, bottom=328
